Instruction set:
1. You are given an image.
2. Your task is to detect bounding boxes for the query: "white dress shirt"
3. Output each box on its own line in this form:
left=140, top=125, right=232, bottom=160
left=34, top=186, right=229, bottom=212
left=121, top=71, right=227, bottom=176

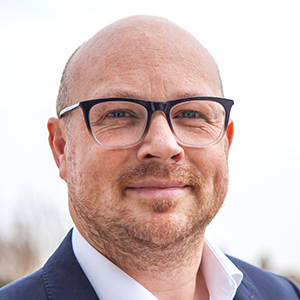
left=72, top=228, right=243, bottom=300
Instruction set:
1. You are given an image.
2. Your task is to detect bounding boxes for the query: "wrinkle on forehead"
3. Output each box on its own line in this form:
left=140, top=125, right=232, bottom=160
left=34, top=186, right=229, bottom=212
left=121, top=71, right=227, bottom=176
left=67, top=15, right=222, bottom=101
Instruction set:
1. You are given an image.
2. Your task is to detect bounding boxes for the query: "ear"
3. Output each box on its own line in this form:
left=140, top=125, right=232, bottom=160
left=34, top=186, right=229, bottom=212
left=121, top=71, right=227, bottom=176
left=225, top=119, right=234, bottom=153
left=48, top=117, right=67, bottom=180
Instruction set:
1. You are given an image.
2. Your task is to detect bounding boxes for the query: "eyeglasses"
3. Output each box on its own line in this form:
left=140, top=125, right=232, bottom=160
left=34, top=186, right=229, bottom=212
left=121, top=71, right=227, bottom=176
left=59, top=96, right=234, bottom=148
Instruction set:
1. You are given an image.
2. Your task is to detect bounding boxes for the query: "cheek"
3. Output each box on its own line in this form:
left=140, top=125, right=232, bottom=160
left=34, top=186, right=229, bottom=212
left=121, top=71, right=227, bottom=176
left=66, top=139, right=134, bottom=193
left=89, top=148, right=135, bottom=179
left=66, top=118, right=137, bottom=181
left=186, top=145, right=228, bottom=180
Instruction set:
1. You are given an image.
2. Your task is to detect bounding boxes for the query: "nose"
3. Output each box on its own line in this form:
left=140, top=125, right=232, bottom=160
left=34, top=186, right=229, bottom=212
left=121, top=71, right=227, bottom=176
left=137, top=112, right=184, bottom=163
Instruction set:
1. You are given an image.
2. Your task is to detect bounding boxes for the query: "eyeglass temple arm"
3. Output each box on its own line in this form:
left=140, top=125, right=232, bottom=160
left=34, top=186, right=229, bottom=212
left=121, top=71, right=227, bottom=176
left=59, top=102, right=80, bottom=118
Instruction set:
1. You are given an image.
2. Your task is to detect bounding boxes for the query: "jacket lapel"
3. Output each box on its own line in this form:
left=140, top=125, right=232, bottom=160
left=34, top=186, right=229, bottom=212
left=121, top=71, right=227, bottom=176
left=233, top=276, right=260, bottom=299
left=42, top=230, right=99, bottom=300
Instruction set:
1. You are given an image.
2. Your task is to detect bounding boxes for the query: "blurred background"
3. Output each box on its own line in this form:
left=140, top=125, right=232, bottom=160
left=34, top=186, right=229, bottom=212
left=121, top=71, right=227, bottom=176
left=0, top=0, right=299, bottom=287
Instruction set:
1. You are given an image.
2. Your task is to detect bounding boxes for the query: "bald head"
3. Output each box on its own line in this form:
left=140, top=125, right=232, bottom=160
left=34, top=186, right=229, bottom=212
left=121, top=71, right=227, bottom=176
left=56, top=15, right=223, bottom=115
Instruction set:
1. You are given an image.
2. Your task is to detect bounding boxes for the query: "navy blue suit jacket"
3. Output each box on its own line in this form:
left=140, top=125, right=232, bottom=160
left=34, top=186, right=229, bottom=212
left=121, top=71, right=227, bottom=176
left=1, top=230, right=299, bottom=299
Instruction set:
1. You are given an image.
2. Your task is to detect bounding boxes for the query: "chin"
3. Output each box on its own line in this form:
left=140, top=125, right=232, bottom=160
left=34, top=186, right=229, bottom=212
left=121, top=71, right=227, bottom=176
left=124, top=212, right=203, bottom=248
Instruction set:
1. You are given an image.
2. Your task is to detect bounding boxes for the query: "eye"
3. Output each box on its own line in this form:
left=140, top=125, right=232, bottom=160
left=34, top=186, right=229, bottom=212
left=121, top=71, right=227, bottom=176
left=106, top=110, right=131, bottom=118
left=180, top=110, right=199, bottom=118
left=176, top=110, right=206, bottom=120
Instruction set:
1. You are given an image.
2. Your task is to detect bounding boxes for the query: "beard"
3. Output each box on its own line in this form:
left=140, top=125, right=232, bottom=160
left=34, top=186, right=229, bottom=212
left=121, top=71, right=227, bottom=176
left=69, top=161, right=229, bottom=271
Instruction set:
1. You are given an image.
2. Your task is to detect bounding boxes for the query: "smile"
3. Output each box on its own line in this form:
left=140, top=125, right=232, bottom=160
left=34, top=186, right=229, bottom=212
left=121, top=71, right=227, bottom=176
left=125, top=181, right=190, bottom=198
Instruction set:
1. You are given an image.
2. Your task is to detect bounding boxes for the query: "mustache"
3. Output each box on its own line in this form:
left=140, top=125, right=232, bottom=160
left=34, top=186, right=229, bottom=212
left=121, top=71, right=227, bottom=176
left=116, top=162, right=204, bottom=190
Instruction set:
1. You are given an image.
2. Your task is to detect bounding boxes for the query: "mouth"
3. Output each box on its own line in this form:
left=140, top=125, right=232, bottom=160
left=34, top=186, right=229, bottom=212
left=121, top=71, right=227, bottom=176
left=125, top=180, right=190, bottom=198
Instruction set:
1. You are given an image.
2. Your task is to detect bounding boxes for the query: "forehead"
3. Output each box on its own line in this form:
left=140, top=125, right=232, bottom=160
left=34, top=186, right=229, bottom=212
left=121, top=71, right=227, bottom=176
left=68, top=18, right=222, bottom=102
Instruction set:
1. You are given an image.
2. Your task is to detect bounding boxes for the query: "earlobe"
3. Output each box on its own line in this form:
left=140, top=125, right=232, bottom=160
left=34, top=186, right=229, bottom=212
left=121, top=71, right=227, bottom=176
left=47, top=117, right=67, bottom=180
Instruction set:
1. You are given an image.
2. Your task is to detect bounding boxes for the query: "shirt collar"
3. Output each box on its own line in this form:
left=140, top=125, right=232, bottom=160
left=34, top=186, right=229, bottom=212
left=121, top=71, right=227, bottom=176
left=72, top=228, right=243, bottom=300
left=201, top=237, right=243, bottom=300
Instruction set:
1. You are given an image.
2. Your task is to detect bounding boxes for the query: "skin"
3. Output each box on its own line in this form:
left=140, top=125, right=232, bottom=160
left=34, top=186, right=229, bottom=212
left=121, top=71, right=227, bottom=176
left=48, top=16, right=234, bottom=300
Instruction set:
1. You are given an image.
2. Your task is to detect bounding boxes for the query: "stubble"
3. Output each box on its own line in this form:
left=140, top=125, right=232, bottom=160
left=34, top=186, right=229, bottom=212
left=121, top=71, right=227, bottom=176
left=69, top=161, right=229, bottom=272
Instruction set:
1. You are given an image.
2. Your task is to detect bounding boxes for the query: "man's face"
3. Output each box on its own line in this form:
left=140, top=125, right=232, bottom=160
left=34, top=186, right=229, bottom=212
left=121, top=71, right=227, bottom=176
left=50, top=23, right=233, bottom=262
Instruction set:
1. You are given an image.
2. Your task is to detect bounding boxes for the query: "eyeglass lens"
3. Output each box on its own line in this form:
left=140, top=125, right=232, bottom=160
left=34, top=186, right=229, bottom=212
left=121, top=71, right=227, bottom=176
left=89, top=100, right=226, bottom=147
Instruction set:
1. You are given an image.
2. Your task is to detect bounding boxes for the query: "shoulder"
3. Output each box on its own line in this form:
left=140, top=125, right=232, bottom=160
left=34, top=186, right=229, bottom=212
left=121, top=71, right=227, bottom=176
left=0, top=269, right=47, bottom=300
left=0, top=230, right=74, bottom=300
left=228, top=256, right=300, bottom=299
left=0, top=230, right=98, bottom=300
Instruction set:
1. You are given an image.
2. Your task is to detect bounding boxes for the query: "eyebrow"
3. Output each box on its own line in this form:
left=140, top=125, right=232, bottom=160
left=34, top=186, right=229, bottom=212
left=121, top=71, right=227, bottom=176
left=172, top=91, right=209, bottom=99
left=92, top=89, right=142, bottom=99
left=91, top=89, right=209, bottom=101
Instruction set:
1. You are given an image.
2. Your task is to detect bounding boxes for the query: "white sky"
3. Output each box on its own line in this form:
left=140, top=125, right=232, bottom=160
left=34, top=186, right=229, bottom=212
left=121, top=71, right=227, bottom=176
left=0, top=0, right=299, bottom=275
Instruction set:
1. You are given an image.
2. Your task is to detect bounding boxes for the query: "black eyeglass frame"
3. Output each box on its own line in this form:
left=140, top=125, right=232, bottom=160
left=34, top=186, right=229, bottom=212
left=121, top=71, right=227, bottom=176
left=59, top=96, right=234, bottom=148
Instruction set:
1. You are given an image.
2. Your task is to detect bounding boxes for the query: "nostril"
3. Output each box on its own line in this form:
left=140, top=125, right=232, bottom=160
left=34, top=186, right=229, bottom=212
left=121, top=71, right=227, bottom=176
left=171, top=151, right=184, bottom=162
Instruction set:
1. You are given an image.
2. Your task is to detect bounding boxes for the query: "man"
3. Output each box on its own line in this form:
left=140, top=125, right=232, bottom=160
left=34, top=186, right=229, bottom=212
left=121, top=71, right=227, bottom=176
left=0, top=15, right=299, bottom=300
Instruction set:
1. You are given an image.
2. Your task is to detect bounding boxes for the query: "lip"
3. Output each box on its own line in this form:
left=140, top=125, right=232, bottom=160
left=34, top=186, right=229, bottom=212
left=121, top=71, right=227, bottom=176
left=127, top=180, right=187, bottom=189
left=125, top=180, right=189, bottom=198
